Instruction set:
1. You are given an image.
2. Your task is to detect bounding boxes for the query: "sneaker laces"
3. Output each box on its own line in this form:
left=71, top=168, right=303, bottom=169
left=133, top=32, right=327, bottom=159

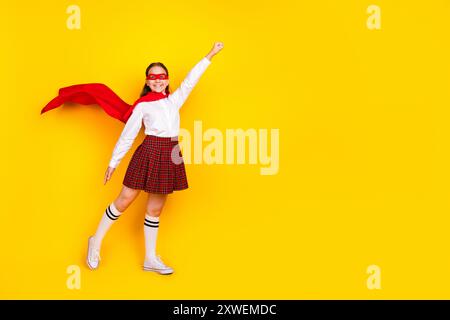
left=153, top=255, right=168, bottom=269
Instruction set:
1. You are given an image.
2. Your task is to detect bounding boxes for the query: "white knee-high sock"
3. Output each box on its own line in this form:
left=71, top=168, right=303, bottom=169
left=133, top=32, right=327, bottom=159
left=144, top=214, right=160, bottom=260
left=92, top=202, right=123, bottom=249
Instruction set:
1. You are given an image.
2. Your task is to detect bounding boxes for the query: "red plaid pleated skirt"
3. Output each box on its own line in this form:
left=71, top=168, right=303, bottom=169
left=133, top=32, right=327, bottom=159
left=123, top=135, right=188, bottom=194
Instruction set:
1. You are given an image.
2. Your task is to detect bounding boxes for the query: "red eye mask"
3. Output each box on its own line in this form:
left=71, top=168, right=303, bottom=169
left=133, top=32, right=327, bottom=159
left=146, top=73, right=169, bottom=80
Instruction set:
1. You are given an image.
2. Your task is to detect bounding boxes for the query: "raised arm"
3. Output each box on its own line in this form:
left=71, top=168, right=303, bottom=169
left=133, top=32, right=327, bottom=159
left=169, top=42, right=224, bottom=110
left=168, top=57, right=211, bottom=110
left=108, top=103, right=144, bottom=169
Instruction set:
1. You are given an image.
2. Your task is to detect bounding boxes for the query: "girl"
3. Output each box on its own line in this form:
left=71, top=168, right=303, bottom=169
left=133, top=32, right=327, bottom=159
left=88, top=42, right=223, bottom=275
left=42, top=42, right=224, bottom=275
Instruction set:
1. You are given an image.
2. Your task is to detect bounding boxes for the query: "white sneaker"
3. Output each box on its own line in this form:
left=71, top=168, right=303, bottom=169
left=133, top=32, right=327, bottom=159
left=86, top=236, right=101, bottom=270
left=143, top=255, right=174, bottom=275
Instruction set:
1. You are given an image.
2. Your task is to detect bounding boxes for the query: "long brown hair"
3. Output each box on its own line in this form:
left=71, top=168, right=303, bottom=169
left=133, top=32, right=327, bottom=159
left=140, top=62, right=170, bottom=97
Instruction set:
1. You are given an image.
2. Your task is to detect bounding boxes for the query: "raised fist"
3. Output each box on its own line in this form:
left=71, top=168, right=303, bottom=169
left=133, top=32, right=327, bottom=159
left=211, top=42, right=224, bottom=55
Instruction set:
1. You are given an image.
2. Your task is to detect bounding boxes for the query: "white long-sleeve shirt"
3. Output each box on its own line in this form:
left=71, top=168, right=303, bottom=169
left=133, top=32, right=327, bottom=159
left=108, top=56, right=212, bottom=169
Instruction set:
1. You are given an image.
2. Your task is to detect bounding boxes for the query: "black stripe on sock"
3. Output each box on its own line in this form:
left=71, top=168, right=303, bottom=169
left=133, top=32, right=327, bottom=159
left=106, top=206, right=119, bottom=220
left=108, top=206, right=120, bottom=218
left=144, top=222, right=159, bottom=228
left=144, top=219, right=159, bottom=225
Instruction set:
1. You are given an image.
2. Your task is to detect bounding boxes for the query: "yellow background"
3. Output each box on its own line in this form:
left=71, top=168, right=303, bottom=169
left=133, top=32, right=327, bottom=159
left=2, top=0, right=450, bottom=299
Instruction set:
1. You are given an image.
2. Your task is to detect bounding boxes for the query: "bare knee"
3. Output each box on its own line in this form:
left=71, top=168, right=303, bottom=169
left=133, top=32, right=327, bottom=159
left=114, top=198, right=131, bottom=212
left=146, top=198, right=166, bottom=217
left=115, top=187, right=140, bottom=212
left=146, top=193, right=167, bottom=217
left=146, top=207, right=163, bottom=217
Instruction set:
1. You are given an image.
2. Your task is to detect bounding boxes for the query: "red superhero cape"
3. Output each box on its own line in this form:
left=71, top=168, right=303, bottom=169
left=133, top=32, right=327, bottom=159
left=40, top=83, right=169, bottom=123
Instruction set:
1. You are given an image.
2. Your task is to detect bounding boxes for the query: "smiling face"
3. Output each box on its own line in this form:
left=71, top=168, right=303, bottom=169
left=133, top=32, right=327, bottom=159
left=146, top=65, right=169, bottom=94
